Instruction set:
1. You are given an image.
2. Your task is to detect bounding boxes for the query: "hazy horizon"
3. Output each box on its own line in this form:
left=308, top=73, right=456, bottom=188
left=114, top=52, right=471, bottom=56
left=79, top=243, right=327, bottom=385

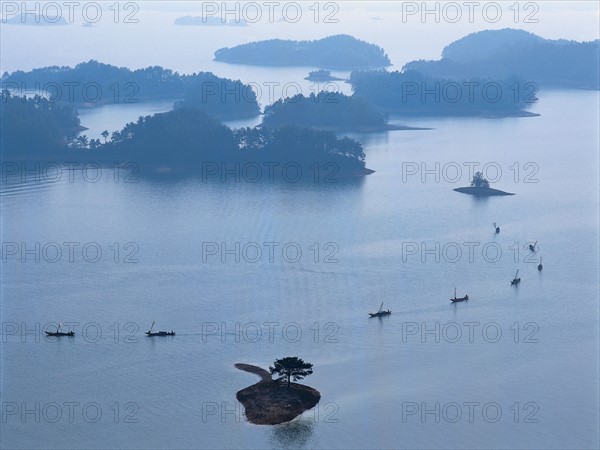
left=1, top=1, right=599, bottom=74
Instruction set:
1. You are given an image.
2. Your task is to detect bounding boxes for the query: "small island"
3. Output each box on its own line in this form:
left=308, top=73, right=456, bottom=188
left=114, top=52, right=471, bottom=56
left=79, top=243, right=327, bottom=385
left=235, top=358, right=320, bottom=425
left=349, top=69, right=540, bottom=117
left=304, top=70, right=344, bottom=82
left=454, top=172, right=515, bottom=196
left=214, top=34, right=391, bottom=69
left=262, top=92, right=430, bottom=132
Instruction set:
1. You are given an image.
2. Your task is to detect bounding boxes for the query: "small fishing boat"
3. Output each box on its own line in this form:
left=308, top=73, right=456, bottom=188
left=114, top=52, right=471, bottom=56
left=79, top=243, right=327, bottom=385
left=493, top=222, right=500, bottom=234
left=538, top=257, right=543, bottom=271
left=529, top=241, right=537, bottom=252
left=369, top=302, right=391, bottom=317
left=511, top=270, right=521, bottom=285
left=44, top=323, right=74, bottom=337
left=145, top=321, right=175, bottom=336
left=450, top=288, right=469, bottom=302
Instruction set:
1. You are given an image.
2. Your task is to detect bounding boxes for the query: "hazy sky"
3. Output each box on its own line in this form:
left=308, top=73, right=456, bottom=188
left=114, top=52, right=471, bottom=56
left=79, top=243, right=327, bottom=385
left=1, top=1, right=599, bottom=74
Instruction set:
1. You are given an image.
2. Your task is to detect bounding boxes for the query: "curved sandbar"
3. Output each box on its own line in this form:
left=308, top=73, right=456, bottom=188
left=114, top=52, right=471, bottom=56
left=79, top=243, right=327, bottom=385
left=234, top=363, right=321, bottom=425
left=453, top=186, right=515, bottom=196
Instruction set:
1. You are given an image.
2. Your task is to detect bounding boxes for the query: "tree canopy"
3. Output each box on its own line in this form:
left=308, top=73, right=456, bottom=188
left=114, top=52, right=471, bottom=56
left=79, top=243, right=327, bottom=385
left=349, top=69, right=536, bottom=116
left=403, top=29, right=600, bottom=89
left=214, top=35, right=390, bottom=69
left=269, top=357, right=314, bottom=389
left=262, top=92, right=386, bottom=129
left=1, top=60, right=260, bottom=118
left=471, top=172, right=490, bottom=188
left=1, top=90, right=81, bottom=157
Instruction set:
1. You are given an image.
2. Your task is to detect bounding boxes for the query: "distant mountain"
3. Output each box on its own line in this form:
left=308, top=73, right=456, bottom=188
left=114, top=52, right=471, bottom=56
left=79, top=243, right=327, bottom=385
left=404, top=29, right=599, bottom=89
left=174, top=15, right=248, bottom=26
left=2, top=14, right=68, bottom=26
left=214, top=34, right=391, bottom=69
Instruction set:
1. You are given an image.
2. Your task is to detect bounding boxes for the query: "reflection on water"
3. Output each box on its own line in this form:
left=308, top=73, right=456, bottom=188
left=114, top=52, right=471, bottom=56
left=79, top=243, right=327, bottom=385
left=269, top=419, right=316, bottom=449
left=1, top=91, right=598, bottom=449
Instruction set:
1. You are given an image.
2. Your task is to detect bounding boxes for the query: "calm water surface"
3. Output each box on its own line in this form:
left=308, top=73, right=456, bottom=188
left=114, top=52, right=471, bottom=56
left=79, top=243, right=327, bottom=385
left=1, top=90, right=598, bottom=449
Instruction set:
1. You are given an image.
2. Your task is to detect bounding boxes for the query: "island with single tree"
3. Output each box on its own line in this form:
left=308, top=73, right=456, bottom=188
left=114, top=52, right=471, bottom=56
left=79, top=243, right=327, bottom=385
left=454, top=172, right=515, bottom=196
left=235, top=358, right=320, bottom=425
left=214, top=34, right=391, bottom=69
left=262, top=92, right=430, bottom=132
left=0, top=60, right=260, bottom=119
left=403, top=28, right=600, bottom=90
left=304, top=70, right=344, bottom=82
left=349, top=69, right=539, bottom=117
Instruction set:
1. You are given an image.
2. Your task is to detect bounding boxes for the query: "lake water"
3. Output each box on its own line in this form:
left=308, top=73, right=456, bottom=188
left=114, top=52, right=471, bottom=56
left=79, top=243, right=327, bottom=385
left=1, top=85, right=598, bottom=448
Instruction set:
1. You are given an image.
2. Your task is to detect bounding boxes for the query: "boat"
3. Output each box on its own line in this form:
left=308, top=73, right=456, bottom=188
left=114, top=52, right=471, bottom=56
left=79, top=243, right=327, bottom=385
left=538, top=257, right=543, bottom=271
left=145, top=321, right=175, bottom=336
left=529, top=241, right=537, bottom=252
left=511, top=270, right=521, bottom=285
left=494, top=222, right=500, bottom=234
left=369, top=302, right=391, bottom=317
left=450, top=288, right=469, bottom=302
left=44, top=323, right=74, bottom=337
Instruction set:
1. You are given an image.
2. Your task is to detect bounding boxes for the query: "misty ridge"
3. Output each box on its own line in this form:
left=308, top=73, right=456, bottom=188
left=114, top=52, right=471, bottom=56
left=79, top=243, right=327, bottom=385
left=174, top=15, right=249, bottom=27
left=1, top=60, right=259, bottom=119
left=1, top=28, right=598, bottom=174
left=213, top=34, right=392, bottom=70
left=404, top=29, right=600, bottom=90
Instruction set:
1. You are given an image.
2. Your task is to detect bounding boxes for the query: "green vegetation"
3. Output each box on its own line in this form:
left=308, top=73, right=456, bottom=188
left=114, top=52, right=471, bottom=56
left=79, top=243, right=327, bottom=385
left=2, top=93, right=367, bottom=175
left=103, top=108, right=237, bottom=165
left=262, top=92, right=387, bottom=129
left=103, top=110, right=367, bottom=173
left=453, top=172, right=515, bottom=196
left=1, top=90, right=82, bottom=157
left=305, top=70, right=344, bottom=81
left=269, top=357, right=314, bottom=389
left=174, top=72, right=259, bottom=119
left=349, top=70, right=537, bottom=116
left=404, top=29, right=600, bottom=89
left=471, top=171, right=490, bottom=188
left=214, top=34, right=391, bottom=69
left=1, top=60, right=260, bottom=118
left=235, top=363, right=321, bottom=425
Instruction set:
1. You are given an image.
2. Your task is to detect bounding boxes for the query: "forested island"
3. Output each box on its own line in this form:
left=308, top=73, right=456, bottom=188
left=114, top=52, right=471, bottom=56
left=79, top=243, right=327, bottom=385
left=0, top=60, right=260, bottom=118
left=0, top=91, right=83, bottom=157
left=261, top=92, right=427, bottom=131
left=404, top=29, right=600, bottom=90
left=1, top=91, right=369, bottom=177
left=214, top=35, right=391, bottom=69
left=304, top=70, right=344, bottom=81
left=349, top=70, right=538, bottom=117
left=105, top=108, right=368, bottom=175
